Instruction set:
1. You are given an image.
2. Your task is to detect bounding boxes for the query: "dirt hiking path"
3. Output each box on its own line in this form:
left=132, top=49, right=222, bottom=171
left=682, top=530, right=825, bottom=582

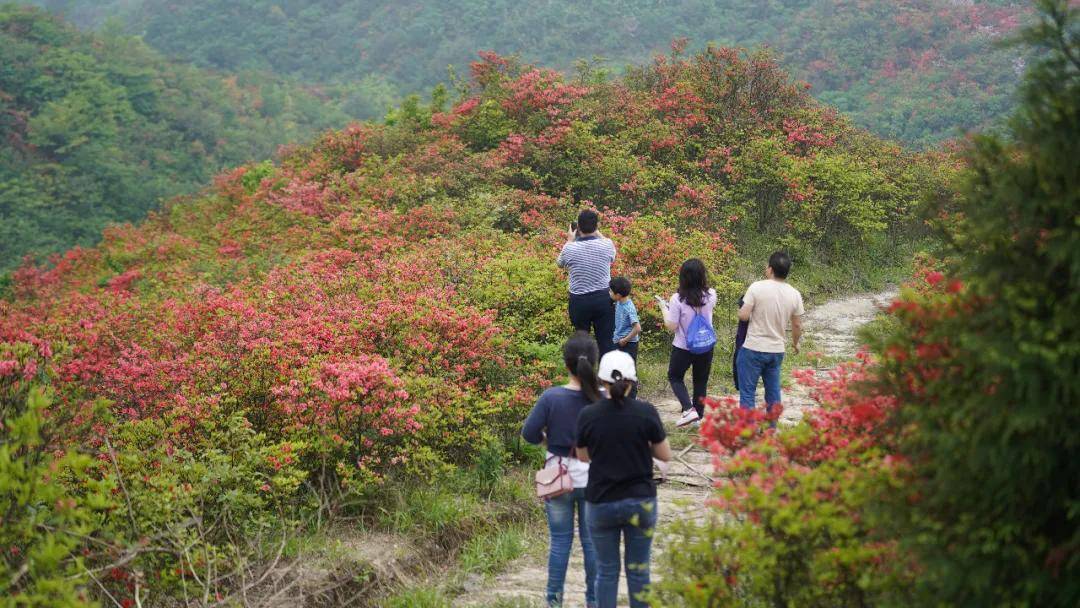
left=455, top=289, right=897, bottom=608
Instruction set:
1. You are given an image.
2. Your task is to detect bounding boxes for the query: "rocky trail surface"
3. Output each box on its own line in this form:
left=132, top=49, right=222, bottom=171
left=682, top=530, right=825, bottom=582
left=456, top=289, right=897, bottom=608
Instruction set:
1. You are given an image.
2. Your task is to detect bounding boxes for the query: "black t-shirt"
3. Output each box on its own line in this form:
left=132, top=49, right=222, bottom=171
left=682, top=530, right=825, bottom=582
left=576, top=397, right=666, bottom=503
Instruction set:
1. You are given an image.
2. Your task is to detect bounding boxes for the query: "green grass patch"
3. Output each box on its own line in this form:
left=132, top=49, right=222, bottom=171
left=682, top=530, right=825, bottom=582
left=377, top=485, right=481, bottom=536
left=459, top=526, right=529, bottom=575
left=383, top=584, right=452, bottom=608
left=664, top=422, right=701, bottom=451
left=480, top=598, right=546, bottom=608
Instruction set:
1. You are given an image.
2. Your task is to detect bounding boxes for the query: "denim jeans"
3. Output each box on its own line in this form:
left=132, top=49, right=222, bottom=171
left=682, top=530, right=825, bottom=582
left=569, top=289, right=616, bottom=356
left=586, top=497, right=658, bottom=608
left=545, top=488, right=597, bottom=607
left=736, top=347, right=784, bottom=409
left=668, top=346, right=714, bottom=417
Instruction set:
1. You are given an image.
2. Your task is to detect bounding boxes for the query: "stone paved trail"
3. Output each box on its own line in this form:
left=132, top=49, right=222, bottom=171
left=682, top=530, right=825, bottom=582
left=455, top=289, right=897, bottom=608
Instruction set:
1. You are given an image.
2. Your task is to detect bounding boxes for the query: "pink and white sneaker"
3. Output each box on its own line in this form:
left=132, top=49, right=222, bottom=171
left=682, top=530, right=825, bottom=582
left=676, top=408, right=701, bottom=427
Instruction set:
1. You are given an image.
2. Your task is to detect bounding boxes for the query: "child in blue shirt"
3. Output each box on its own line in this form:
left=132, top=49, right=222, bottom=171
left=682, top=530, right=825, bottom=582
left=609, top=277, right=641, bottom=397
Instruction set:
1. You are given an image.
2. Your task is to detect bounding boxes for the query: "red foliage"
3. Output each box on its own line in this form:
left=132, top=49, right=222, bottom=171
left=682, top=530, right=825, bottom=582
left=503, top=68, right=589, bottom=120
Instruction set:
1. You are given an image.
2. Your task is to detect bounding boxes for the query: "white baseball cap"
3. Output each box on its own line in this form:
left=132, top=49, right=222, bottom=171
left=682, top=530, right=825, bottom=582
left=597, top=350, right=638, bottom=383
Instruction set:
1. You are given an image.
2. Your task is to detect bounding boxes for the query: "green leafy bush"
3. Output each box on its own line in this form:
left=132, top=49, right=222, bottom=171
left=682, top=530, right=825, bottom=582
left=869, top=2, right=1080, bottom=603
left=1, top=387, right=109, bottom=608
left=653, top=4, right=1080, bottom=606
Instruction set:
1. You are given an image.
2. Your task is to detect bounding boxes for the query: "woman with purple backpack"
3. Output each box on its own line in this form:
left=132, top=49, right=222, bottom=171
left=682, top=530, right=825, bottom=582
left=655, top=258, right=717, bottom=427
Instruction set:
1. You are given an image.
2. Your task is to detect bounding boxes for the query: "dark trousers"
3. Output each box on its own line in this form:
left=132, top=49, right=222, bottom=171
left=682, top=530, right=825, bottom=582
left=668, top=346, right=714, bottom=417
left=569, top=289, right=616, bottom=355
left=617, top=340, right=639, bottom=399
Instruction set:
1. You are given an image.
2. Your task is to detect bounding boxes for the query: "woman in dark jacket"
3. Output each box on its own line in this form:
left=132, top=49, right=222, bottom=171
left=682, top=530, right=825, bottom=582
left=522, top=331, right=601, bottom=607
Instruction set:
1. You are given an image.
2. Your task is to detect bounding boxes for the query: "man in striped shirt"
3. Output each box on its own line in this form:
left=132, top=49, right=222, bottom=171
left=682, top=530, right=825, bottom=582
left=558, top=210, right=618, bottom=355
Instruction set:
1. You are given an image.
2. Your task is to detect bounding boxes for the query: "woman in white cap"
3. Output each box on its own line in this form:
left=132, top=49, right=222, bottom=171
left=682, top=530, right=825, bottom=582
left=575, top=350, right=672, bottom=608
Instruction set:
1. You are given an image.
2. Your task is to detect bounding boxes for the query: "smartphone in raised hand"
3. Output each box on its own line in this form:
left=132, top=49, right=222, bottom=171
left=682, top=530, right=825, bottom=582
left=570, top=221, right=578, bottom=232
left=654, top=294, right=667, bottom=308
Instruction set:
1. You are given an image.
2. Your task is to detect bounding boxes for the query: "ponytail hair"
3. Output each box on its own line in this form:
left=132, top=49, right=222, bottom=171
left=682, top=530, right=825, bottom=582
left=563, top=331, right=601, bottom=402
left=609, top=378, right=635, bottom=408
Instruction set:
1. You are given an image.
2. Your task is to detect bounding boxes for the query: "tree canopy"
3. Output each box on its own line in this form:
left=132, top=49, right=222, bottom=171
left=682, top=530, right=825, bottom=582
left=35, top=0, right=1030, bottom=145
left=0, top=4, right=352, bottom=271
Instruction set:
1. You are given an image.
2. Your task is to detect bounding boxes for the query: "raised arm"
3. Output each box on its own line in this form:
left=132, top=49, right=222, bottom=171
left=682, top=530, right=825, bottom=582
left=556, top=242, right=570, bottom=268
left=662, top=296, right=679, bottom=331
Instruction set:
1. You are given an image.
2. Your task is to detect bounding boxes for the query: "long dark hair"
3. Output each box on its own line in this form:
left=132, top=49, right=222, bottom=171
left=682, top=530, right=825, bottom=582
left=563, top=331, right=601, bottom=402
left=678, top=258, right=710, bottom=307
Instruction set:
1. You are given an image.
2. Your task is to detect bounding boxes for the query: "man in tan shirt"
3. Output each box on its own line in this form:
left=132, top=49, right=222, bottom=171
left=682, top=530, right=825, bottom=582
left=736, top=252, right=804, bottom=411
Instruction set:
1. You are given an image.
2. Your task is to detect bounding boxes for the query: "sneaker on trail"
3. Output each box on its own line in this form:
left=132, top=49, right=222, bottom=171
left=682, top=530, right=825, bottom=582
left=676, top=408, right=701, bottom=427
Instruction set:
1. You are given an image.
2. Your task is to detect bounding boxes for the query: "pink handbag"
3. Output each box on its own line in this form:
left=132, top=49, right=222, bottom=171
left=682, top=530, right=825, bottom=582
left=535, top=456, right=574, bottom=500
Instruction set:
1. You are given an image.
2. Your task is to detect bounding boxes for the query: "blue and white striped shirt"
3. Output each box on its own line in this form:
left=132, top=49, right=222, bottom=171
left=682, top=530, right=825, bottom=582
left=613, top=299, right=640, bottom=343
left=557, top=236, right=617, bottom=295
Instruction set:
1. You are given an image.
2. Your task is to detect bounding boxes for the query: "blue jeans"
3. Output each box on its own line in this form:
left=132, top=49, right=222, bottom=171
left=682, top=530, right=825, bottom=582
left=546, top=488, right=597, bottom=607
left=586, top=497, right=658, bottom=608
left=736, top=347, right=784, bottom=409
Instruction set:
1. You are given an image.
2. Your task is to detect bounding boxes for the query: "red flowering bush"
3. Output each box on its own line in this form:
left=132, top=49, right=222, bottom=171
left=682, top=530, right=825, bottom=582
left=653, top=352, right=911, bottom=606
left=0, top=39, right=946, bottom=604
left=0, top=42, right=936, bottom=491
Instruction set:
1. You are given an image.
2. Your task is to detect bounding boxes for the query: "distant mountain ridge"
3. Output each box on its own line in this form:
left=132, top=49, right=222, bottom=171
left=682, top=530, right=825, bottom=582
left=34, top=0, right=1030, bottom=145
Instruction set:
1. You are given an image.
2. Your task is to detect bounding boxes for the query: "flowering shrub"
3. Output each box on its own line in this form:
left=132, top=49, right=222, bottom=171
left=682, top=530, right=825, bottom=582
left=1, top=42, right=936, bottom=483
left=0, top=40, right=945, bottom=604
left=654, top=8, right=1079, bottom=605
left=652, top=355, right=911, bottom=607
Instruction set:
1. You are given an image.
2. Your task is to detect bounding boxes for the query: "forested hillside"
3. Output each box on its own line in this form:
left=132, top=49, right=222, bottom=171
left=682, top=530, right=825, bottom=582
left=35, top=0, right=1029, bottom=145
left=2, top=43, right=953, bottom=604
left=0, top=5, right=351, bottom=272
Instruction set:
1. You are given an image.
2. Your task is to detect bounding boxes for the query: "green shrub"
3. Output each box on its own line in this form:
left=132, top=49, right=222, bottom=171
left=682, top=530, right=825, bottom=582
left=650, top=433, right=907, bottom=608
left=869, top=3, right=1080, bottom=604
left=470, top=433, right=508, bottom=498
left=0, top=387, right=110, bottom=608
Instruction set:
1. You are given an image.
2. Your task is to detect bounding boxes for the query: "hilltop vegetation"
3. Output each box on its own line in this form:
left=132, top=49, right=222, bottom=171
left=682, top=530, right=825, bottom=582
left=0, top=5, right=352, bottom=272
left=653, top=3, right=1079, bottom=605
left=1, top=42, right=950, bottom=605
left=6, top=0, right=1028, bottom=271
left=36, top=0, right=1029, bottom=144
